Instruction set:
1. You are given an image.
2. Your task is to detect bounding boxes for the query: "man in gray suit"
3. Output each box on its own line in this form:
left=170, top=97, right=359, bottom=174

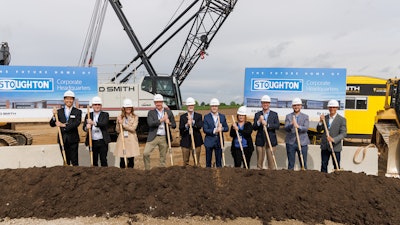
left=316, top=99, right=347, bottom=173
left=143, top=94, right=176, bottom=170
left=284, top=98, right=309, bottom=170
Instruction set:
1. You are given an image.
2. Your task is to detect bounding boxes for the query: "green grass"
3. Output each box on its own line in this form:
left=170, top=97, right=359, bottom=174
left=181, top=105, right=240, bottom=110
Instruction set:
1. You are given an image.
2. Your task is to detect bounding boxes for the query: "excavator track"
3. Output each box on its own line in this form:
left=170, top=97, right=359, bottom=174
left=0, top=129, right=33, bottom=145
left=0, top=134, right=19, bottom=146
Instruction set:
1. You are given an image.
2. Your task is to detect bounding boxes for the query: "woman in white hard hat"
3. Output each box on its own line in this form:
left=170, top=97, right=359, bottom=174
left=114, top=98, right=140, bottom=168
left=49, top=90, right=82, bottom=166
left=284, top=98, right=309, bottom=170
left=203, top=98, right=229, bottom=168
left=317, top=99, right=347, bottom=172
left=252, top=95, right=280, bottom=170
left=83, top=96, right=111, bottom=167
left=179, top=97, right=203, bottom=166
left=230, top=106, right=254, bottom=168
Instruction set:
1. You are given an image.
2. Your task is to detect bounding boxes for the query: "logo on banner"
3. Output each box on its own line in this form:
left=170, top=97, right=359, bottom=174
left=251, top=79, right=303, bottom=91
left=0, top=78, right=53, bottom=91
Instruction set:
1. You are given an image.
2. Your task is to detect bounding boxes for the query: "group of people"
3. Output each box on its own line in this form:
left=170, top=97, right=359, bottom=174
left=50, top=90, right=346, bottom=172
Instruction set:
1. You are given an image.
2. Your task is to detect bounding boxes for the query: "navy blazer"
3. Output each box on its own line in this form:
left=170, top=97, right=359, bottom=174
left=253, top=110, right=280, bottom=147
left=49, top=107, right=82, bottom=144
left=284, top=112, right=310, bottom=146
left=83, top=111, right=111, bottom=145
left=317, top=114, right=347, bottom=152
left=203, top=112, right=228, bottom=148
left=179, top=112, right=204, bottom=148
left=146, top=108, right=176, bottom=142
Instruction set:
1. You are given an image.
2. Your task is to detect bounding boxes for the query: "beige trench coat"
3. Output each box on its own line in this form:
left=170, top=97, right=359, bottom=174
left=114, top=115, right=140, bottom=157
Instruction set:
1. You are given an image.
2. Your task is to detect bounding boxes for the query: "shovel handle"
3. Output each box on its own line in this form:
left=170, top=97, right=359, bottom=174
left=218, top=115, right=225, bottom=167
left=119, top=122, right=128, bottom=168
left=322, top=118, right=340, bottom=170
left=165, top=112, right=173, bottom=166
left=263, top=124, right=278, bottom=170
left=54, top=108, right=67, bottom=166
left=293, top=115, right=305, bottom=170
left=87, top=106, right=93, bottom=167
left=188, top=121, right=198, bottom=166
left=232, top=115, right=248, bottom=169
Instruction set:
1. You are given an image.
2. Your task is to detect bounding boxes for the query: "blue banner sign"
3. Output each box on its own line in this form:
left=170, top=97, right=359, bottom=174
left=244, top=67, right=346, bottom=122
left=0, top=65, right=97, bottom=122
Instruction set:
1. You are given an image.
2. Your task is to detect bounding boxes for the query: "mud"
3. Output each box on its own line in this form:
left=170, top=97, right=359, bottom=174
left=1, top=166, right=400, bottom=225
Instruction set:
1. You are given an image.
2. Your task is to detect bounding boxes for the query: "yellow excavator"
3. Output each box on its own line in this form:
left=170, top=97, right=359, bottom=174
left=0, top=42, right=33, bottom=146
left=371, top=78, right=400, bottom=177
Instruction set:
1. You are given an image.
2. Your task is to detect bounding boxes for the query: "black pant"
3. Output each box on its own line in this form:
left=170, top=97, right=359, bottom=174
left=92, top=139, right=108, bottom=167
left=231, top=146, right=252, bottom=168
left=60, top=141, right=79, bottom=166
left=120, top=157, right=134, bottom=168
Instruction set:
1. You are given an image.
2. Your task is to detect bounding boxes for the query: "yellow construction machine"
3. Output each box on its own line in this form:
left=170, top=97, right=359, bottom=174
left=371, top=78, right=400, bottom=177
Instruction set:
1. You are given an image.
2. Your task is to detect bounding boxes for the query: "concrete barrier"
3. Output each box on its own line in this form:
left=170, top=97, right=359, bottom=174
left=0, top=143, right=116, bottom=169
left=0, top=143, right=378, bottom=175
left=223, top=143, right=378, bottom=175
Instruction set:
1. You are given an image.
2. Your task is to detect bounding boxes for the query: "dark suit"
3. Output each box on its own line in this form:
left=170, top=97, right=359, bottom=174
left=253, top=110, right=280, bottom=169
left=230, top=121, right=254, bottom=168
left=50, top=107, right=82, bottom=166
left=179, top=112, right=203, bottom=166
left=143, top=108, right=176, bottom=170
left=146, top=109, right=176, bottom=142
left=83, top=111, right=111, bottom=167
left=203, top=112, right=228, bottom=167
left=316, top=114, right=347, bottom=172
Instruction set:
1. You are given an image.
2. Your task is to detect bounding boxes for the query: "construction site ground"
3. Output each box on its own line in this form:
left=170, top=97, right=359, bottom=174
left=1, top=109, right=400, bottom=225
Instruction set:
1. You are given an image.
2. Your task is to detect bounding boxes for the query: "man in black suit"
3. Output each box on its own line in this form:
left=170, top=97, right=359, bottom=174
left=179, top=97, right=203, bottom=166
left=253, top=95, right=280, bottom=169
left=50, top=90, right=82, bottom=166
left=83, top=96, right=111, bottom=167
left=143, top=94, right=176, bottom=170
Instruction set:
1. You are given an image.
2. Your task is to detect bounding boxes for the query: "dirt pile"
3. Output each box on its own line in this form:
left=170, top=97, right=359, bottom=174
left=1, top=166, right=400, bottom=224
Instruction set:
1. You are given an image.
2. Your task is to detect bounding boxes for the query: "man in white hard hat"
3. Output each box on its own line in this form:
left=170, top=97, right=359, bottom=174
left=203, top=98, right=228, bottom=168
left=143, top=94, right=176, bottom=170
left=284, top=98, right=309, bottom=170
left=179, top=97, right=203, bottom=166
left=252, top=95, right=280, bottom=169
left=50, top=90, right=82, bottom=166
left=83, top=96, right=111, bottom=167
left=317, top=99, right=347, bottom=172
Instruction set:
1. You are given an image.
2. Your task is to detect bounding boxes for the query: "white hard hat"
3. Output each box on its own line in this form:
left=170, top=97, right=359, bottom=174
left=261, top=95, right=271, bottom=102
left=63, top=90, right=75, bottom=98
left=210, top=98, right=220, bottom=106
left=153, top=94, right=164, bottom=102
left=186, top=97, right=196, bottom=106
left=292, top=97, right=302, bottom=105
left=237, top=106, right=247, bottom=115
left=327, top=99, right=339, bottom=107
left=91, top=96, right=102, bottom=105
left=123, top=98, right=133, bottom=108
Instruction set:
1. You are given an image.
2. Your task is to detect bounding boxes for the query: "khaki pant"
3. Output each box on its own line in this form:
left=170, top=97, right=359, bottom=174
left=256, top=145, right=276, bottom=169
left=143, top=136, right=168, bottom=170
left=181, top=146, right=201, bottom=166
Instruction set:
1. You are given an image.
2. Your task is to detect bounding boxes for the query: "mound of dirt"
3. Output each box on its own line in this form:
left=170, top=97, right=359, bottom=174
left=1, top=166, right=400, bottom=224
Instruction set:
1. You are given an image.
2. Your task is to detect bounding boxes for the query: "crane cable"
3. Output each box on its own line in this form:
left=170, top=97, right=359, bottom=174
left=353, top=143, right=377, bottom=164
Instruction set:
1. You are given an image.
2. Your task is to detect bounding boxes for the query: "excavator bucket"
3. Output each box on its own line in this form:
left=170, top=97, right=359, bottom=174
left=387, top=130, right=400, bottom=177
